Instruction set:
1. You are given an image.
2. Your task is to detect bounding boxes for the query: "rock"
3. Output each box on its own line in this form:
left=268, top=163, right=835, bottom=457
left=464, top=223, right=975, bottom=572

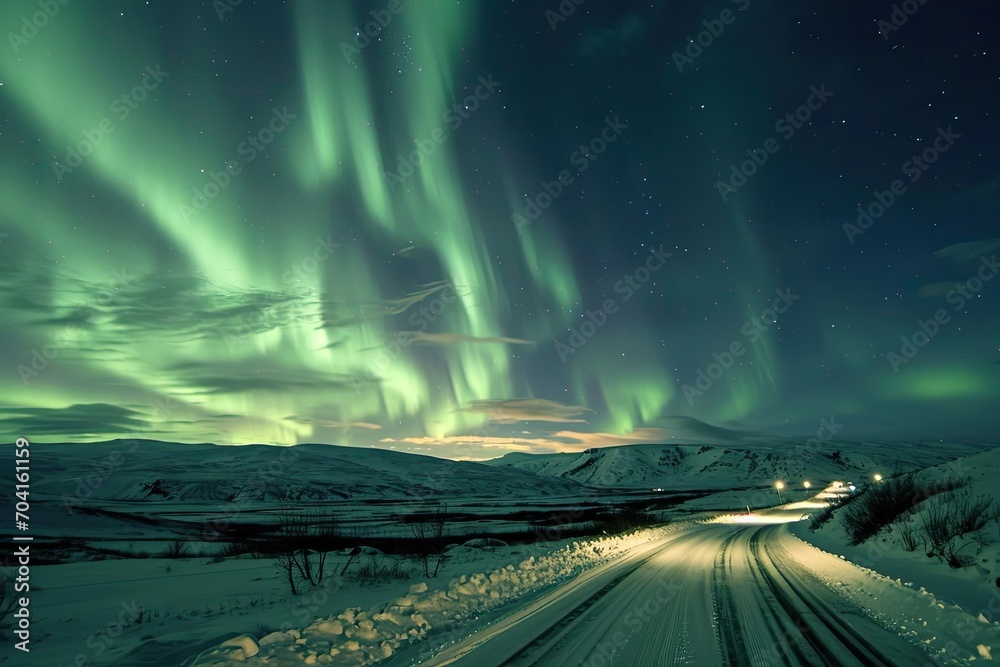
left=219, top=634, right=259, bottom=659
left=259, top=631, right=295, bottom=646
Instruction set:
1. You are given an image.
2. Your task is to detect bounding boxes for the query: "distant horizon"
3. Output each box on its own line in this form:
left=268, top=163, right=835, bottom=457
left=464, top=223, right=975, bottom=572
left=11, top=434, right=997, bottom=464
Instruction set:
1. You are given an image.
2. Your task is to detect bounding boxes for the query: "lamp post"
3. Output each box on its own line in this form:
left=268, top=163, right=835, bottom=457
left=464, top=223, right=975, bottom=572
left=874, top=473, right=883, bottom=483
left=775, top=481, right=784, bottom=504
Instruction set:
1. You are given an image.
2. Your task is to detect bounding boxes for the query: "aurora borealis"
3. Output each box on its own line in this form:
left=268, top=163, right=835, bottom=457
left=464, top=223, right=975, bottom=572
left=0, top=0, right=997, bottom=457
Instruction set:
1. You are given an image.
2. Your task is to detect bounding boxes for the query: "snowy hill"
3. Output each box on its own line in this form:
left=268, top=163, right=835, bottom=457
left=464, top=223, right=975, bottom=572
left=486, top=441, right=989, bottom=490
left=795, top=444, right=1000, bottom=618
left=13, top=439, right=588, bottom=503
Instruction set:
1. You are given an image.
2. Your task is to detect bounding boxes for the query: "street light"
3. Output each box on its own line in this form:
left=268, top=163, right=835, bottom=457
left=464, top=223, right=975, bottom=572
left=874, top=473, right=883, bottom=483
left=775, top=481, right=784, bottom=503
left=803, top=481, right=811, bottom=489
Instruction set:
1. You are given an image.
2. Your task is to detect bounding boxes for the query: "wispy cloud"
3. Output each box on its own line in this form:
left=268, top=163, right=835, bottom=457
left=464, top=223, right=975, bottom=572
left=0, top=403, right=151, bottom=437
left=285, top=415, right=382, bottom=430
left=933, top=239, right=1000, bottom=263
left=653, top=416, right=762, bottom=442
left=165, top=360, right=363, bottom=395
left=456, top=398, right=592, bottom=423
left=402, top=332, right=535, bottom=346
left=381, top=427, right=667, bottom=456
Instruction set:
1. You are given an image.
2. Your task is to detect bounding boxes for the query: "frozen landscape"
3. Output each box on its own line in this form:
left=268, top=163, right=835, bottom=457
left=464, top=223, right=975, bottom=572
left=3, top=439, right=999, bottom=665
left=2, top=1, right=998, bottom=665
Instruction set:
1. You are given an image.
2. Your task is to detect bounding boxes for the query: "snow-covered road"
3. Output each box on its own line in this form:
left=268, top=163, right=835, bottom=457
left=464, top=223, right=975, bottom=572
left=421, top=522, right=933, bottom=666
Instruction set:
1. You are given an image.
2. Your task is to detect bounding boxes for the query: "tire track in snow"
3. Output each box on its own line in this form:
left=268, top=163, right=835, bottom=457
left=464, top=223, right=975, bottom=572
left=712, top=530, right=747, bottom=664
left=750, top=526, right=903, bottom=666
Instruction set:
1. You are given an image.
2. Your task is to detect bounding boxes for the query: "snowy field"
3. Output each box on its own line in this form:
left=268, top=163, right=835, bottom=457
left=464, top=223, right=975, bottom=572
left=188, top=497, right=1000, bottom=666
left=1, top=521, right=687, bottom=666
left=3, top=439, right=998, bottom=665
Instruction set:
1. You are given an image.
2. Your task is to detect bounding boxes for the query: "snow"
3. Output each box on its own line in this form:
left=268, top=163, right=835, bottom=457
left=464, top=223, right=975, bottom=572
left=488, top=440, right=988, bottom=490
left=792, top=447, right=1000, bottom=619
left=217, top=635, right=260, bottom=659
left=190, top=525, right=683, bottom=665
left=0, top=440, right=590, bottom=511
left=783, top=526, right=1000, bottom=665
left=6, top=439, right=998, bottom=665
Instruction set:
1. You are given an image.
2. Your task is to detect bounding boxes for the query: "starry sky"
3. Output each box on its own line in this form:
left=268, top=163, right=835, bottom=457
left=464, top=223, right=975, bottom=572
left=1, top=0, right=997, bottom=458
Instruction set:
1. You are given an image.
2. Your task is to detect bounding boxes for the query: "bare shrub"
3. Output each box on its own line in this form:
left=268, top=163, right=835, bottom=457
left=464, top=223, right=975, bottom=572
left=162, top=539, right=187, bottom=558
left=895, top=518, right=920, bottom=552
left=348, top=555, right=411, bottom=583
left=810, top=494, right=849, bottom=531
left=841, top=473, right=962, bottom=545
left=408, top=502, right=449, bottom=578
left=920, top=487, right=998, bottom=568
left=273, top=504, right=338, bottom=595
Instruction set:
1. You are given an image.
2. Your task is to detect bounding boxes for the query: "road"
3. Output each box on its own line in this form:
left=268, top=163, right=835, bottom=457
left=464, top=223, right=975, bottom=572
left=418, top=510, right=935, bottom=666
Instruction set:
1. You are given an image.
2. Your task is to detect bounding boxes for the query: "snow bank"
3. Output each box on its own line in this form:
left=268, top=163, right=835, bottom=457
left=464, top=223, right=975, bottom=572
left=191, top=526, right=674, bottom=666
left=784, top=528, right=1000, bottom=665
left=793, top=448, right=1000, bottom=618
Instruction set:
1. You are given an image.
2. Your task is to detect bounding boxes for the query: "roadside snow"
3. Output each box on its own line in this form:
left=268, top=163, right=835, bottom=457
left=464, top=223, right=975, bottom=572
left=191, top=525, right=680, bottom=666
left=792, top=448, right=1000, bottom=619
left=784, top=527, right=1000, bottom=665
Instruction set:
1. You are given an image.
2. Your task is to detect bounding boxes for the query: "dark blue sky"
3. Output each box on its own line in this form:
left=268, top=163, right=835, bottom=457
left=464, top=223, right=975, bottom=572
left=0, top=0, right=997, bottom=456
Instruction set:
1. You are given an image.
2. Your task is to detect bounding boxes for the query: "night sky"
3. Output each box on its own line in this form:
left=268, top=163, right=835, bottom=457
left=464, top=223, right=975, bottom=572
left=1, top=0, right=997, bottom=458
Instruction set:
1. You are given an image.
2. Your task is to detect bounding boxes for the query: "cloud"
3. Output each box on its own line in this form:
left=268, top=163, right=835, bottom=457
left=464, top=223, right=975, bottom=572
left=400, top=332, right=535, bottom=346
left=379, top=281, right=456, bottom=316
left=380, top=427, right=667, bottom=456
left=653, top=416, right=762, bottom=442
left=957, top=174, right=1000, bottom=202
left=165, top=360, right=363, bottom=395
left=933, top=240, right=1000, bottom=264
left=285, top=416, right=382, bottom=430
left=543, top=428, right=668, bottom=449
left=8, top=272, right=474, bottom=360
left=456, top=398, right=593, bottom=423
left=0, top=403, right=151, bottom=437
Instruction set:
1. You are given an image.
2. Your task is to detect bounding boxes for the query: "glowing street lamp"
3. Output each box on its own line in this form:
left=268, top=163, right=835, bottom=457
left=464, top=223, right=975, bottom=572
left=803, top=480, right=811, bottom=490
left=874, top=473, right=883, bottom=483
left=775, top=481, right=784, bottom=503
